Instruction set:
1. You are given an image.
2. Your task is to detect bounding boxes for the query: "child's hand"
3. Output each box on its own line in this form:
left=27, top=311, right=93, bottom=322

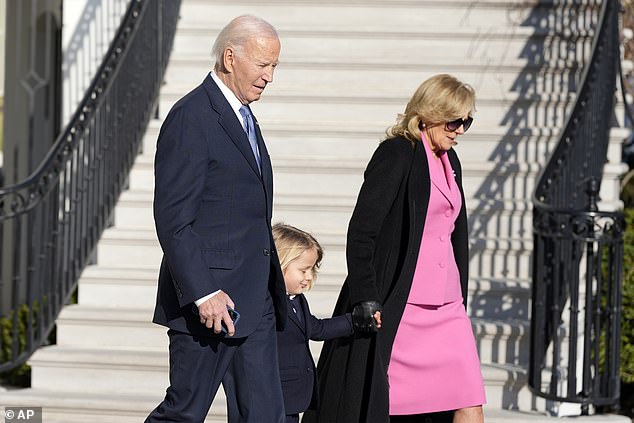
left=373, top=310, right=382, bottom=329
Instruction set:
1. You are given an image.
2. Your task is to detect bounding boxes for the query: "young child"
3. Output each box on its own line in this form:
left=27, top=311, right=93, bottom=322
left=272, top=223, right=354, bottom=423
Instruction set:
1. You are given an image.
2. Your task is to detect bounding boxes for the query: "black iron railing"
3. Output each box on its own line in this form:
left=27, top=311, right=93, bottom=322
left=530, top=0, right=625, bottom=412
left=0, top=0, right=181, bottom=372
left=62, top=0, right=128, bottom=125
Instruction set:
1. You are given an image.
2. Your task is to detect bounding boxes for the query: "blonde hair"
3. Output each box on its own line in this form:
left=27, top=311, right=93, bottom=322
left=212, top=15, right=279, bottom=69
left=386, top=74, right=476, bottom=145
left=272, top=223, right=323, bottom=290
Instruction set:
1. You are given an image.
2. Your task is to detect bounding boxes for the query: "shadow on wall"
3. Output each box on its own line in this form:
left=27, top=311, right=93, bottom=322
left=466, top=0, right=604, bottom=410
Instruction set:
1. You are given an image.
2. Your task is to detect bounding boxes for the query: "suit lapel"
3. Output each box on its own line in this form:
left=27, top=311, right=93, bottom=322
left=430, top=177, right=451, bottom=203
left=202, top=75, right=262, bottom=178
left=288, top=296, right=306, bottom=333
left=253, top=114, right=269, bottom=181
left=430, top=152, right=460, bottom=209
left=252, top=110, right=274, bottom=219
left=448, top=149, right=466, bottom=209
left=298, top=294, right=311, bottom=337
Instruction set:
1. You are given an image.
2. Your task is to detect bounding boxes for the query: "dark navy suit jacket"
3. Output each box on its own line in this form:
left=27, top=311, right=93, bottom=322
left=152, top=74, right=287, bottom=338
left=277, top=294, right=353, bottom=415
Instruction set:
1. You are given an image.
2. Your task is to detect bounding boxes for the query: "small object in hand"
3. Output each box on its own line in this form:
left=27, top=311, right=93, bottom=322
left=191, top=304, right=240, bottom=334
left=222, top=307, right=240, bottom=334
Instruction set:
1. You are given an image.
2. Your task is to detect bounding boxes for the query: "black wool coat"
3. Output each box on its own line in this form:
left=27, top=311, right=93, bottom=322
left=302, top=136, right=469, bottom=423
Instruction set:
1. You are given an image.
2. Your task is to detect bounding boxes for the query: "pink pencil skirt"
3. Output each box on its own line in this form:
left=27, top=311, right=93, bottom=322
left=387, top=299, right=486, bottom=415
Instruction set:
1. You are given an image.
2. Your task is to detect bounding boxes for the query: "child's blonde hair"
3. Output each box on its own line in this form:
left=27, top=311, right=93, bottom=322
left=272, top=223, right=323, bottom=290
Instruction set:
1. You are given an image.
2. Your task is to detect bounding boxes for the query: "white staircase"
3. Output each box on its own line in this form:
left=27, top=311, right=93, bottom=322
left=1, top=1, right=629, bottom=421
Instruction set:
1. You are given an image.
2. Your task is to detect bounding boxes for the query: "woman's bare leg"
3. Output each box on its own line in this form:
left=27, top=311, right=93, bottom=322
left=453, top=406, right=484, bottom=423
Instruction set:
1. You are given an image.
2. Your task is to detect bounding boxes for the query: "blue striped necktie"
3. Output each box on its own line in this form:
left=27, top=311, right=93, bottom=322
left=239, top=105, right=261, bottom=171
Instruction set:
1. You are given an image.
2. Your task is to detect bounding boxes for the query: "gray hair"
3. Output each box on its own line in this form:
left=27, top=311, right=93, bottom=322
left=212, top=15, right=279, bottom=68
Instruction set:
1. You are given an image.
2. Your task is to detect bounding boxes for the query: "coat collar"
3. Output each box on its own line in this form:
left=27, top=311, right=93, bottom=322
left=288, top=295, right=308, bottom=335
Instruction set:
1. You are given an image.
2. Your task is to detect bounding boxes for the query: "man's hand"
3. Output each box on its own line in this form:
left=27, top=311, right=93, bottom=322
left=352, top=300, right=383, bottom=333
left=197, top=291, right=236, bottom=336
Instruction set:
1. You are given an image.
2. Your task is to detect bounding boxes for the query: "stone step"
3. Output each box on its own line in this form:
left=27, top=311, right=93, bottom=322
left=171, top=25, right=590, bottom=64
left=55, top=305, right=165, bottom=349
left=479, top=365, right=629, bottom=420
left=0, top=393, right=628, bottom=423
left=474, top=318, right=530, bottom=366
left=130, top=153, right=544, bottom=196
left=163, top=56, right=582, bottom=100
left=78, top=265, right=531, bottom=320
left=158, top=90, right=577, bottom=130
left=469, top=277, right=532, bottom=321
left=22, top=331, right=571, bottom=417
left=143, top=119, right=561, bottom=162
left=142, top=118, right=627, bottom=166
left=1, top=389, right=627, bottom=423
left=76, top=261, right=356, bottom=305
left=114, top=189, right=539, bottom=240
left=77, top=266, right=159, bottom=307
left=139, top=121, right=629, bottom=199
left=53, top=301, right=532, bottom=369
left=28, top=346, right=169, bottom=396
left=140, top=120, right=627, bottom=191
left=177, top=0, right=563, bottom=33
left=95, top=227, right=347, bottom=276
left=0, top=388, right=227, bottom=422
left=115, top=190, right=361, bottom=232
left=59, top=289, right=345, bottom=347
left=481, top=363, right=537, bottom=410
left=483, top=408, right=630, bottom=422
left=94, top=226, right=533, bottom=286
left=129, top=150, right=625, bottom=207
left=468, top=237, right=534, bottom=281
left=54, top=302, right=530, bottom=366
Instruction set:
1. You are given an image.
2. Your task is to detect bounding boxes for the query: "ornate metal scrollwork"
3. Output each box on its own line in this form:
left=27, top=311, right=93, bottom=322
left=529, top=0, right=625, bottom=411
left=0, top=0, right=181, bottom=373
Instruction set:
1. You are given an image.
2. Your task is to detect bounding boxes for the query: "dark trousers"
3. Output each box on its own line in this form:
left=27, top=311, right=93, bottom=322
left=390, top=410, right=455, bottom=423
left=146, top=294, right=285, bottom=423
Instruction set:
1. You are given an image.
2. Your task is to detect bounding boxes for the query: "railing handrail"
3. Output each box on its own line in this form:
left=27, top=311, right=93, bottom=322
left=0, top=0, right=181, bottom=373
left=0, top=0, right=142, bottom=214
left=532, top=0, right=614, bottom=210
left=530, top=0, right=624, bottom=411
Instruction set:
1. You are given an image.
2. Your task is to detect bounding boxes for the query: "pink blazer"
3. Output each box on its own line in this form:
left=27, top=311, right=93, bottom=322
left=407, top=132, right=463, bottom=305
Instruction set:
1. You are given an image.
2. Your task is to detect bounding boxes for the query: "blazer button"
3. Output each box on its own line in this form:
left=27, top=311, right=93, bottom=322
left=263, top=249, right=271, bottom=256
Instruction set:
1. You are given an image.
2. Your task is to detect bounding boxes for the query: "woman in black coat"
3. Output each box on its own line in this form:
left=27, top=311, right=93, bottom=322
left=303, top=74, right=485, bottom=423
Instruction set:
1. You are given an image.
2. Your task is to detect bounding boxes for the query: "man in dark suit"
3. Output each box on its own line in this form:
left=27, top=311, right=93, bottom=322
left=146, top=15, right=287, bottom=423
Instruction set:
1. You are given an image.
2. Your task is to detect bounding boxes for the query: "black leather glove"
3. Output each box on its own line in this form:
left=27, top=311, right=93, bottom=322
left=352, top=300, right=382, bottom=333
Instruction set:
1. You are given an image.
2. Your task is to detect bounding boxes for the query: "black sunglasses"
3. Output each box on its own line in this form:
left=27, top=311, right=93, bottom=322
left=445, top=116, right=473, bottom=132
